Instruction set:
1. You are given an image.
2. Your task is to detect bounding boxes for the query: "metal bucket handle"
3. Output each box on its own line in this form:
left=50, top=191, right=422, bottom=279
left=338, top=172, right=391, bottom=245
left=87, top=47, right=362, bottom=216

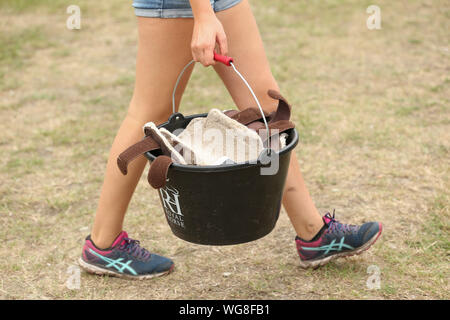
left=171, top=53, right=271, bottom=152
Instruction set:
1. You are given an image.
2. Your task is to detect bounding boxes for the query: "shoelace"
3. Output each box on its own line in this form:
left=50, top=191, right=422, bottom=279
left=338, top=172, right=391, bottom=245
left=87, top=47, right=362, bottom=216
left=119, top=237, right=151, bottom=260
left=324, top=210, right=358, bottom=234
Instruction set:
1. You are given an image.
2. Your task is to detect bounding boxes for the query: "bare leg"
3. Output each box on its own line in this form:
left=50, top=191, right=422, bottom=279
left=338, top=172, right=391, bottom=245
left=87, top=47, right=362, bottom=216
left=90, top=17, right=195, bottom=249
left=91, top=1, right=323, bottom=248
left=214, top=0, right=324, bottom=240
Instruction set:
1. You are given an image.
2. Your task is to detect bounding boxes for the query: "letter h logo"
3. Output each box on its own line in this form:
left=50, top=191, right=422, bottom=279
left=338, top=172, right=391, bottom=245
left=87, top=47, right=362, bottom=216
left=159, top=186, right=183, bottom=216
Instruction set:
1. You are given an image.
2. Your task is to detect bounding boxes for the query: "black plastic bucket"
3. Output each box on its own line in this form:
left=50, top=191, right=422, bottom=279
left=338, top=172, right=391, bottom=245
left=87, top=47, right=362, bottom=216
left=145, top=112, right=299, bottom=245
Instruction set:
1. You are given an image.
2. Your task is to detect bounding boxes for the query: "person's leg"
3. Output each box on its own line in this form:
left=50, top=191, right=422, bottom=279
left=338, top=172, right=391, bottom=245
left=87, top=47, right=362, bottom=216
left=90, top=17, right=195, bottom=249
left=213, top=0, right=324, bottom=240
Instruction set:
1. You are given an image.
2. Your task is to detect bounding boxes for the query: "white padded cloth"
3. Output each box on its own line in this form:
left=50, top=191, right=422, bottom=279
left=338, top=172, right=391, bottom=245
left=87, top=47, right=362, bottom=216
left=143, top=109, right=265, bottom=165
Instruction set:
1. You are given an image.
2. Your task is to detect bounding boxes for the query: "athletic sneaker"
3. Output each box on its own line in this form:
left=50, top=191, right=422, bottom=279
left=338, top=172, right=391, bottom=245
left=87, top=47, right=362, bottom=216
left=296, top=211, right=382, bottom=269
left=79, top=231, right=174, bottom=280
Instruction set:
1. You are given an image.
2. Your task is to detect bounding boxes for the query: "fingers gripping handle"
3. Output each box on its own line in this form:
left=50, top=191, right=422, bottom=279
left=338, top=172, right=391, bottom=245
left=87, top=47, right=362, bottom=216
left=213, top=52, right=234, bottom=66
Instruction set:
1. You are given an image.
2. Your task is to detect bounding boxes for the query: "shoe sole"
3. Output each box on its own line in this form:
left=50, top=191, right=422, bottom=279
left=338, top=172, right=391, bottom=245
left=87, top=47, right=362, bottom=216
left=78, top=257, right=174, bottom=280
left=298, top=222, right=383, bottom=269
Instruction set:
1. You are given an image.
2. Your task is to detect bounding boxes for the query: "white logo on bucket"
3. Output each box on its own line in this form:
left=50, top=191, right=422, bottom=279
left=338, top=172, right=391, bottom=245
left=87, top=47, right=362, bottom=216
left=159, top=186, right=185, bottom=228
left=160, top=186, right=182, bottom=216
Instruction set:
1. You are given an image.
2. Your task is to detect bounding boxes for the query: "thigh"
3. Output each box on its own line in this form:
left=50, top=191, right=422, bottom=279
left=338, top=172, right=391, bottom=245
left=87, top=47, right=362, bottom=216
left=214, top=0, right=280, bottom=112
left=128, top=17, right=195, bottom=125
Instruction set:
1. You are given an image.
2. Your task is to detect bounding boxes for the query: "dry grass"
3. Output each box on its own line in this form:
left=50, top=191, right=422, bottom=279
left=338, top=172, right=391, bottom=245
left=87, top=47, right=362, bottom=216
left=0, top=0, right=448, bottom=299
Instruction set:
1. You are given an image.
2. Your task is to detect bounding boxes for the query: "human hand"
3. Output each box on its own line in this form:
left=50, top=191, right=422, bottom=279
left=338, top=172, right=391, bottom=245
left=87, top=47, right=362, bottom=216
left=191, top=14, right=228, bottom=66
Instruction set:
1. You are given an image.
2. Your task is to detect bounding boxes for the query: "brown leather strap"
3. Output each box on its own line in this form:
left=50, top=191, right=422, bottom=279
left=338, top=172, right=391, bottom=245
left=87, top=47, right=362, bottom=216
left=267, top=89, right=291, bottom=123
left=229, top=107, right=269, bottom=125
left=223, top=110, right=239, bottom=118
left=117, top=89, right=293, bottom=188
left=225, top=90, right=292, bottom=128
left=147, top=155, right=173, bottom=189
left=267, top=119, right=295, bottom=132
left=249, top=120, right=295, bottom=141
left=117, top=135, right=160, bottom=175
left=117, top=135, right=172, bottom=188
left=247, top=121, right=264, bottom=131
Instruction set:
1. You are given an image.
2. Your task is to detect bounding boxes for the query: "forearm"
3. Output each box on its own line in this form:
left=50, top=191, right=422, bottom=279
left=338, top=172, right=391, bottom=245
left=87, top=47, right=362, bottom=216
left=189, top=0, right=215, bottom=19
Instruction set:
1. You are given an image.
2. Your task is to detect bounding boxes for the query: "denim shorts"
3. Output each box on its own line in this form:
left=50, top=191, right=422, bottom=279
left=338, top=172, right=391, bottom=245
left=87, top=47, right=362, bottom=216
left=133, top=0, right=242, bottom=18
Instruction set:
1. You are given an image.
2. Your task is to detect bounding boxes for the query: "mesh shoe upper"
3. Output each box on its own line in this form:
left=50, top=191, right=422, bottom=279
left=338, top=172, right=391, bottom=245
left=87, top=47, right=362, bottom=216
left=81, top=231, right=173, bottom=276
left=296, top=212, right=381, bottom=262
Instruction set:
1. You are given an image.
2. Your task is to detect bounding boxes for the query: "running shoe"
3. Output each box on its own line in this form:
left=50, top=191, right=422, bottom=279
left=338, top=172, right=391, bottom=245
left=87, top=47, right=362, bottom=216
left=296, top=211, right=382, bottom=269
left=79, top=231, right=174, bottom=279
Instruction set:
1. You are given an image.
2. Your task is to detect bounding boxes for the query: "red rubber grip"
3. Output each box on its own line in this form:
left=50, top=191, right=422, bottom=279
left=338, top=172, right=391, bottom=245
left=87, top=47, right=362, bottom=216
left=214, top=52, right=234, bottom=66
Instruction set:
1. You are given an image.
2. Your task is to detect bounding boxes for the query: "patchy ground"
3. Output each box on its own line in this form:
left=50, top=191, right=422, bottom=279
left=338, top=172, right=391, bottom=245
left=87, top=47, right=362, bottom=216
left=0, top=0, right=448, bottom=299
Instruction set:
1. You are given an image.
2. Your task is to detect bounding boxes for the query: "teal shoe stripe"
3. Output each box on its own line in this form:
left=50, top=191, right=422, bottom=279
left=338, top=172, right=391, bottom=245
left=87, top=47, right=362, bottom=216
left=301, top=237, right=354, bottom=255
left=88, top=249, right=138, bottom=276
